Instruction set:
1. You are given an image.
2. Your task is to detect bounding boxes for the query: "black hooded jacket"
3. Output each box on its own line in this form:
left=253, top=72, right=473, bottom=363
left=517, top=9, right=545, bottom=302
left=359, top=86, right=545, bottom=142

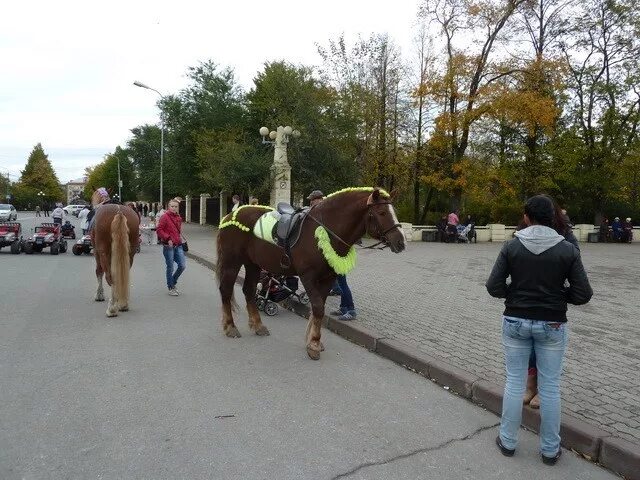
left=486, top=225, right=593, bottom=322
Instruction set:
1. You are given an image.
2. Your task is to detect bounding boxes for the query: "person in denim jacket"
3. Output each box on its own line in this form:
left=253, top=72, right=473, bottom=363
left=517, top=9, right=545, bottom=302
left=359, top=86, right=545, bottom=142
left=486, top=195, right=592, bottom=465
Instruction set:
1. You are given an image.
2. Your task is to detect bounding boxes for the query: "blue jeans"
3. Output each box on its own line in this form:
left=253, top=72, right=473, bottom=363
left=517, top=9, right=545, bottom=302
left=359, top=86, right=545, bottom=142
left=336, top=275, right=355, bottom=314
left=500, top=316, right=567, bottom=456
left=162, top=245, right=186, bottom=289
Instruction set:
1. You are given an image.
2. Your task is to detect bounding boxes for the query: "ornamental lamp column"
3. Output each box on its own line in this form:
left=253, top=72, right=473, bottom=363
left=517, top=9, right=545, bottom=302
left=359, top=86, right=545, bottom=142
left=259, top=125, right=300, bottom=208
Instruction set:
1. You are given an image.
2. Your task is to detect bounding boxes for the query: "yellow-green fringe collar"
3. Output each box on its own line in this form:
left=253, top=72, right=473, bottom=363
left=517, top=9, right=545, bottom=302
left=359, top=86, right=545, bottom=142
left=219, top=204, right=273, bottom=232
left=314, top=226, right=356, bottom=275
left=326, top=187, right=390, bottom=199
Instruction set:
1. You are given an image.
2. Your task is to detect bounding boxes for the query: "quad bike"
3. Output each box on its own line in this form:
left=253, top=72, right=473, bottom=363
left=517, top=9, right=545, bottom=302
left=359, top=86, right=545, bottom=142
left=72, top=234, right=94, bottom=255
left=72, top=233, right=141, bottom=255
left=0, top=222, right=23, bottom=254
left=23, top=223, right=67, bottom=255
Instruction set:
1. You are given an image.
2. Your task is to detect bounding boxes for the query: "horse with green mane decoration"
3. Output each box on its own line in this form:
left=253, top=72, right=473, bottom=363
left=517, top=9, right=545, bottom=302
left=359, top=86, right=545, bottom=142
left=215, top=187, right=406, bottom=360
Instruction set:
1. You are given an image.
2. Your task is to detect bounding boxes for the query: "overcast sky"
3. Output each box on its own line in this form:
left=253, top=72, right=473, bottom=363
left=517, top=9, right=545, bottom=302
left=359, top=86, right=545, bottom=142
left=0, top=0, right=422, bottom=184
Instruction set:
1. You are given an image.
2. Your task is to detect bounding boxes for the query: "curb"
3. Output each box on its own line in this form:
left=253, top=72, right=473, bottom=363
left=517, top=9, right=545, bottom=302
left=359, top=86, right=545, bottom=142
left=189, top=250, right=638, bottom=480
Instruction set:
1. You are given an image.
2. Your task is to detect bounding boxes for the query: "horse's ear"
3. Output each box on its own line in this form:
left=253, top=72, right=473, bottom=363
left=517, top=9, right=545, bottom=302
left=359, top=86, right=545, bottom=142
left=367, top=188, right=381, bottom=205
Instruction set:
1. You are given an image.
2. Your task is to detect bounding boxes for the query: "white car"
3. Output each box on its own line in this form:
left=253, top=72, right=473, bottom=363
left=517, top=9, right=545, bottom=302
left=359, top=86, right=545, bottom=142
left=0, top=204, right=17, bottom=221
left=63, top=204, right=86, bottom=217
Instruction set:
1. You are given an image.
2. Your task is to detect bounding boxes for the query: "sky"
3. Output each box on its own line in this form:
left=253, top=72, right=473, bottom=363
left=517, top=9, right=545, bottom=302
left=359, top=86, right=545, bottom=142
left=0, top=0, right=423, bottom=184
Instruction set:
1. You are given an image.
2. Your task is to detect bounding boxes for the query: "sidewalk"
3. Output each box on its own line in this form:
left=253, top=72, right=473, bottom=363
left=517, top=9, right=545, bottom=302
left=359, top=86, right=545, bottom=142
left=181, top=222, right=640, bottom=479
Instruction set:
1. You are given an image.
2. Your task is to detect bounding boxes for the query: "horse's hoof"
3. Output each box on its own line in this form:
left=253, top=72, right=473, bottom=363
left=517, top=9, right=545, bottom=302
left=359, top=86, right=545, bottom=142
left=306, top=345, right=321, bottom=360
left=95, top=295, right=105, bottom=302
left=225, top=326, right=242, bottom=338
left=319, top=341, right=325, bottom=352
left=119, top=305, right=129, bottom=312
left=106, top=310, right=118, bottom=317
left=254, top=325, right=270, bottom=336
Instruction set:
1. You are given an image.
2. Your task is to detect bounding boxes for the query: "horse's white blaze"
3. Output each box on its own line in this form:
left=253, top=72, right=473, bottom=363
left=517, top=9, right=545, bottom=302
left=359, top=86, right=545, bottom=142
left=387, top=203, right=406, bottom=242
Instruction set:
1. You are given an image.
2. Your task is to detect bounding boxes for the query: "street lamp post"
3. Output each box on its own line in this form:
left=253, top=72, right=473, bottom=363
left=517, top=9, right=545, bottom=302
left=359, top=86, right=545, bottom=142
left=259, top=126, right=300, bottom=207
left=117, top=156, right=122, bottom=200
left=133, top=80, right=165, bottom=208
left=37, top=191, right=45, bottom=215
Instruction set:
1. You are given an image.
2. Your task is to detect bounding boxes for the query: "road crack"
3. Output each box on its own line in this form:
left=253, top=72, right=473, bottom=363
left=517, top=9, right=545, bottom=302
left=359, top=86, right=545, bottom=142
left=331, top=422, right=499, bottom=479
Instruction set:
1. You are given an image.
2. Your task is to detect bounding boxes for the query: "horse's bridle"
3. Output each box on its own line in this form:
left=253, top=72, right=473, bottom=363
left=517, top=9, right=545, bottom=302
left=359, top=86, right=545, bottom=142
left=363, top=201, right=402, bottom=250
left=307, top=201, right=401, bottom=251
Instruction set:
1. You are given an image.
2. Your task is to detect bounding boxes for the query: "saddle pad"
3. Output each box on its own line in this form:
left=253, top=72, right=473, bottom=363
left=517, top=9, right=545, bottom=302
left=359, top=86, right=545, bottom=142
left=253, top=211, right=280, bottom=245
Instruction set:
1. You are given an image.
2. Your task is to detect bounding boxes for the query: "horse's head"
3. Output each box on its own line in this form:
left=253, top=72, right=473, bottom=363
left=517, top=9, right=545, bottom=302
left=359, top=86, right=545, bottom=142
left=366, top=188, right=406, bottom=253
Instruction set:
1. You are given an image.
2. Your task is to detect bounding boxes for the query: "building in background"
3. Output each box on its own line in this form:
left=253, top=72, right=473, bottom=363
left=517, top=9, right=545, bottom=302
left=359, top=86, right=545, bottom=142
left=66, top=176, right=87, bottom=204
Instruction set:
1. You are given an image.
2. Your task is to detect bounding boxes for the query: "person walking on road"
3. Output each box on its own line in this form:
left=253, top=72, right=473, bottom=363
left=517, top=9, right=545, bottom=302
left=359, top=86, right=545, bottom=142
left=486, top=194, right=592, bottom=465
left=51, top=203, right=64, bottom=225
left=78, top=205, right=90, bottom=235
left=35, top=205, right=41, bottom=217
left=156, top=199, right=187, bottom=296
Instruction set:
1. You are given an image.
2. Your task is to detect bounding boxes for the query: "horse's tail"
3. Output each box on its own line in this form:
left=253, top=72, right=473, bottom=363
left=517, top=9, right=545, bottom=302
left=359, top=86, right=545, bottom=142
left=111, top=211, right=130, bottom=304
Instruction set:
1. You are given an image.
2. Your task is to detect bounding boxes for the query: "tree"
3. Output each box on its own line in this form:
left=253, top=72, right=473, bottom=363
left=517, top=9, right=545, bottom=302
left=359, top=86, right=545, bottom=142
left=317, top=34, right=408, bottom=192
left=162, top=61, right=247, bottom=197
left=83, top=147, right=135, bottom=201
left=418, top=0, right=529, bottom=207
left=127, top=124, right=163, bottom=201
left=13, top=143, right=64, bottom=208
left=195, top=128, right=271, bottom=201
left=558, top=0, right=640, bottom=221
left=246, top=61, right=358, bottom=198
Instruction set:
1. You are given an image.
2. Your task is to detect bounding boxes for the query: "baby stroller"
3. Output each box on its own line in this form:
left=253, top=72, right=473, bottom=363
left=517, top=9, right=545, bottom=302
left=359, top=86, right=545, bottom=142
left=456, top=223, right=475, bottom=243
left=255, top=271, right=310, bottom=316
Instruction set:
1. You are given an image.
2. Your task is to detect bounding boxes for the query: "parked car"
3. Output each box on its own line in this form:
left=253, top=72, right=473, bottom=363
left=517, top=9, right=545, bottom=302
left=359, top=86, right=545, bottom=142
left=63, top=204, right=86, bottom=217
left=0, top=204, right=18, bottom=221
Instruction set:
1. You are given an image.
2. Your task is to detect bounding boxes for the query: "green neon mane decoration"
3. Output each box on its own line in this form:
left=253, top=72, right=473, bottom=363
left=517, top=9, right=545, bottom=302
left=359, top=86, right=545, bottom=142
left=219, top=204, right=273, bottom=232
left=326, top=186, right=390, bottom=199
left=314, top=226, right=356, bottom=275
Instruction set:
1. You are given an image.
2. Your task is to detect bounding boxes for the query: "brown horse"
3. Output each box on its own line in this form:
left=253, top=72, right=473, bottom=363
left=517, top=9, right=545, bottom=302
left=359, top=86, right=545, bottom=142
left=91, top=192, right=140, bottom=317
left=215, top=187, right=406, bottom=360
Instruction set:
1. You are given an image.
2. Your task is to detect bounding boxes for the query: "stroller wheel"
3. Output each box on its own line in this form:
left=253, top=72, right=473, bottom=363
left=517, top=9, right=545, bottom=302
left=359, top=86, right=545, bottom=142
left=264, top=302, right=278, bottom=316
left=298, top=292, right=310, bottom=305
left=256, top=297, right=266, bottom=311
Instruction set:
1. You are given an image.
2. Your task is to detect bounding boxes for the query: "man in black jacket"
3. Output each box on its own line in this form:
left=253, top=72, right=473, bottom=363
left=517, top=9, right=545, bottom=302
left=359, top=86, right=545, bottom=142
left=486, top=195, right=592, bottom=465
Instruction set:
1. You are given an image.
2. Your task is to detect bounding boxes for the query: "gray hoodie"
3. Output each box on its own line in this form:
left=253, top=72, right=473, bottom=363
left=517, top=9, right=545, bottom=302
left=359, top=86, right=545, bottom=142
left=514, top=225, right=565, bottom=255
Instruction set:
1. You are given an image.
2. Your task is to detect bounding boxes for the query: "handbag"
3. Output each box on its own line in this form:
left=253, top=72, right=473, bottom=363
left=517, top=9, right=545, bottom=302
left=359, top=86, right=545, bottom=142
left=168, top=213, right=188, bottom=251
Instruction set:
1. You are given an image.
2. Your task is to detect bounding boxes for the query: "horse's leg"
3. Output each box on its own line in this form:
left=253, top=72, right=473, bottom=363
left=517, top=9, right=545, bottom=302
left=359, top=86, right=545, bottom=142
left=99, top=251, right=118, bottom=317
left=243, top=262, right=269, bottom=336
left=219, top=262, right=242, bottom=338
left=94, top=256, right=105, bottom=302
left=301, top=275, right=334, bottom=360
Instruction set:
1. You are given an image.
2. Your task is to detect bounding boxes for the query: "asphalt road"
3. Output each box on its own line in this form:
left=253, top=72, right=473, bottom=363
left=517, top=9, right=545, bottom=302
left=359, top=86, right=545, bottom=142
left=0, top=213, right=617, bottom=479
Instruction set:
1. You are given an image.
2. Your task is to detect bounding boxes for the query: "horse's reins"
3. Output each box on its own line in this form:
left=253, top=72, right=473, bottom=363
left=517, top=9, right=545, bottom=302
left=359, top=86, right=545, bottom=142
left=306, top=201, right=401, bottom=251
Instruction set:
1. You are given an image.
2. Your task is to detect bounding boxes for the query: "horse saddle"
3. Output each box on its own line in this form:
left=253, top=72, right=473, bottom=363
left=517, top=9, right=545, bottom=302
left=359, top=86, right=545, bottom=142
left=271, top=203, right=310, bottom=267
left=273, top=203, right=308, bottom=248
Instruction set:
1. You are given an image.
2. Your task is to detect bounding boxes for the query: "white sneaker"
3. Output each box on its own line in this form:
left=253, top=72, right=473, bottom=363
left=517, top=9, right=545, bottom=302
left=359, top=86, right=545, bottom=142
left=168, top=288, right=179, bottom=296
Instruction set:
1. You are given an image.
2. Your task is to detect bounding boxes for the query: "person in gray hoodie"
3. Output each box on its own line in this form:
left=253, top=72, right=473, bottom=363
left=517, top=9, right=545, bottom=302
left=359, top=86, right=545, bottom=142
left=486, top=195, right=592, bottom=465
